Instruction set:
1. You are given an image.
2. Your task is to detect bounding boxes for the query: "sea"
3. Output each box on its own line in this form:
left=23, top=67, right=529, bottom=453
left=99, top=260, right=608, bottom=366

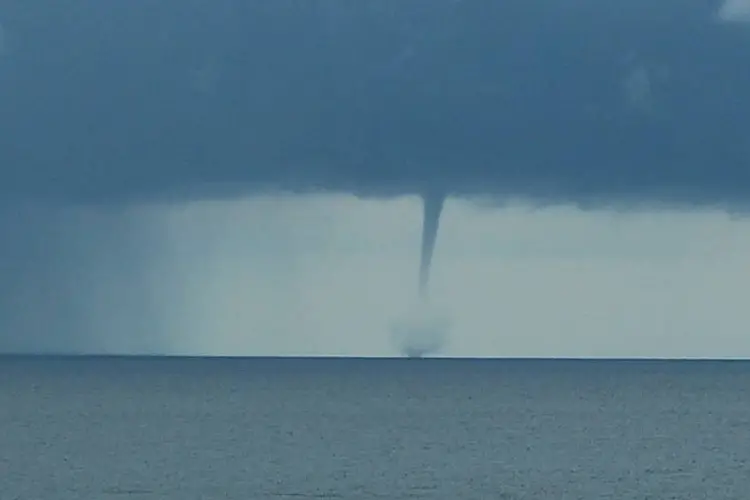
left=1, top=356, right=749, bottom=499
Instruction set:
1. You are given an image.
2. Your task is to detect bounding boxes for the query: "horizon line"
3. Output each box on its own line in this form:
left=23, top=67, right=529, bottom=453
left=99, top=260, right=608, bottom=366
left=1, top=354, right=749, bottom=362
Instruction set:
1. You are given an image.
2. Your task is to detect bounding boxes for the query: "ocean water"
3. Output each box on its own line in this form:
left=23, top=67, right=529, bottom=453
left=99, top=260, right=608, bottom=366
left=2, top=357, right=749, bottom=499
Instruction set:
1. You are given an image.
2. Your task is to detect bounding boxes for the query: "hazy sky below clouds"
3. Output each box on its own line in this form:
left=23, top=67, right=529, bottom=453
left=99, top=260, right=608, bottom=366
left=1, top=195, right=749, bottom=358
left=101, top=194, right=750, bottom=359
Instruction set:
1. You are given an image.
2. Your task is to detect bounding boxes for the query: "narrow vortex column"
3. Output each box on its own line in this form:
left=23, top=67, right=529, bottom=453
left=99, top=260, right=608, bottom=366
left=418, top=190, right=446, bottom=299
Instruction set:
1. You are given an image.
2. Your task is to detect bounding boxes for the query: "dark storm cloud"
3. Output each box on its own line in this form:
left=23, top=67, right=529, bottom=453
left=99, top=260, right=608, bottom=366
left=1, top=0, right=749, bottom=208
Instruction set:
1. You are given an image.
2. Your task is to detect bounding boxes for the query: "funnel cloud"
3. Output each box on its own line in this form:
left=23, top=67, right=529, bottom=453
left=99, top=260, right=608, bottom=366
left=418, top=192, right=445, bottom=298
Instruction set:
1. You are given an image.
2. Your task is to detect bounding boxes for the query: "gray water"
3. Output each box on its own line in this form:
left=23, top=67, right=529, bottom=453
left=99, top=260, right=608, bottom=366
left=2, top=357, right=749, bottom=499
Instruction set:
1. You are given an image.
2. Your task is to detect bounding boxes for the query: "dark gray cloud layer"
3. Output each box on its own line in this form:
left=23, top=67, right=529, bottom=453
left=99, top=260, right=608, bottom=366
left=1, top=0, right=749, bottom=207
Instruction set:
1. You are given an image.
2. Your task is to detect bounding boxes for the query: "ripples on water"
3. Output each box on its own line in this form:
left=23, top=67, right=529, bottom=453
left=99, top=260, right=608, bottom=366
left=1, top=356, right=749, bottom=499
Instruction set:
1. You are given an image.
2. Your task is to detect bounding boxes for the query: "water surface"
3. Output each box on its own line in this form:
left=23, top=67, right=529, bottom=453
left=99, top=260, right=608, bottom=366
left=2, top=357, right=748, bottom=499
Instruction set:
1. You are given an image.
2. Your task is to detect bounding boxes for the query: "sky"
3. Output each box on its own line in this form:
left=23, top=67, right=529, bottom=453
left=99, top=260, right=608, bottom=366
left=148, top=195, right=750, bottom=358
left=1, top=0, right=750, bottom=357
left=3, top=194, right=749, bottom=358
